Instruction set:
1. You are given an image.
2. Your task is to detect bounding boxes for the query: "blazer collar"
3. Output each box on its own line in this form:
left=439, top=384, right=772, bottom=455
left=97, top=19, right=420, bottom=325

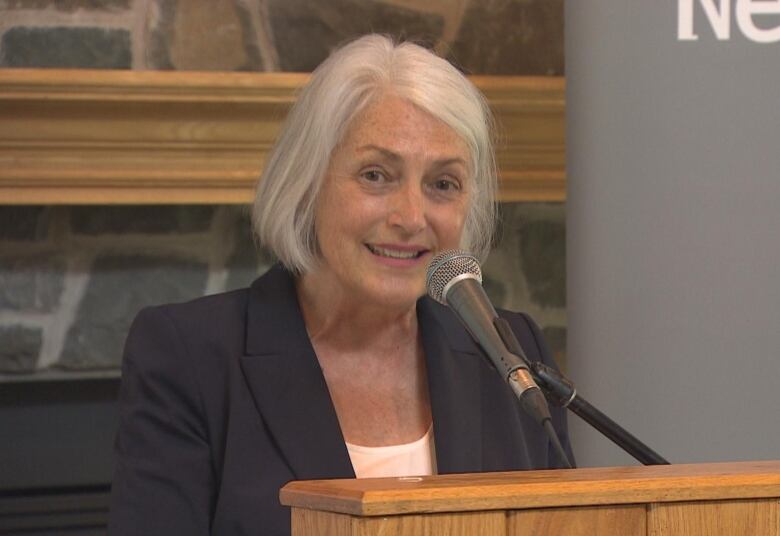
left=240, top=265, right=483, bottom=480
left=240, top=265, right=353, bottom=481
left=418, top=298, right=484, bottom=474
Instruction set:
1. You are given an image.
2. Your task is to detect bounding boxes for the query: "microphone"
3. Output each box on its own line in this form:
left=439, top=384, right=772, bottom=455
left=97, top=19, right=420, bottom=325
left=425, top=250, right=552, bottom=427
left=427, top=253, right=671, bottom=469
left=426, top=250, right=573, bottom=468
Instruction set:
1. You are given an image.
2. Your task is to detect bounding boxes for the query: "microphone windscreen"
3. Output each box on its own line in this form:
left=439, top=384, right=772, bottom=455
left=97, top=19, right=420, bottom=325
left=425, top=250, right=482, bottom=304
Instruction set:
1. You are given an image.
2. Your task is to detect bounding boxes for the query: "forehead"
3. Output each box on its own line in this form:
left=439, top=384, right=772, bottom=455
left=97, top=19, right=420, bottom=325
left=339, top=93, right=470, bottom=162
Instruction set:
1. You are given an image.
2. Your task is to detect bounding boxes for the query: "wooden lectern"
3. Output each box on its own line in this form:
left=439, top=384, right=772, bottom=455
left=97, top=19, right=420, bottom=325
left=280, top=460, right=780, bottom=535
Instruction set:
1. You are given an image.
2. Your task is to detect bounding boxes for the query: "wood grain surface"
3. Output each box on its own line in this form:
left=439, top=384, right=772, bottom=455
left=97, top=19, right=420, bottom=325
left=508, top=504, right=646, bottom=536
left=280, top=460, right=780, bottom=516
left=292, top=509, right=505, bottom=536
left=648, top=498, right=779, bottom=536
left=0, top=69, right=564, bottom=204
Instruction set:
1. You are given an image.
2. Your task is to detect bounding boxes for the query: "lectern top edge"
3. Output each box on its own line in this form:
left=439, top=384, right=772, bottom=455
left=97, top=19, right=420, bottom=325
left=279, top=460, right=780, bottom=516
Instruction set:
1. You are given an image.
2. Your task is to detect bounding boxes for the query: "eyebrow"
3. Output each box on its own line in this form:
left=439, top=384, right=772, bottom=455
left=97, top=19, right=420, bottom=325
left=355, top=144, right=468, bottom=168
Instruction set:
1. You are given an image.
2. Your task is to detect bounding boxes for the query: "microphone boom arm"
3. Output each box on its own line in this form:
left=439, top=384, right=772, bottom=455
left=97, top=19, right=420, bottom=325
left=532, top=361, right=669, bottom=465
left=493, top=318, right=670, bottom=466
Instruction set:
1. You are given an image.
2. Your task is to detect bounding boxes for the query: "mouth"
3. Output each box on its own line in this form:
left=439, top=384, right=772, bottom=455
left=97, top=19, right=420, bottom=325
left=366, top=244, right=429, bottom=260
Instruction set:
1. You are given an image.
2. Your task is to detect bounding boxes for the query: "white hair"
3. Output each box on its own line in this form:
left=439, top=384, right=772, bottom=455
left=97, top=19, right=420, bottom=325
left=252, top=34, right=497, bottom=274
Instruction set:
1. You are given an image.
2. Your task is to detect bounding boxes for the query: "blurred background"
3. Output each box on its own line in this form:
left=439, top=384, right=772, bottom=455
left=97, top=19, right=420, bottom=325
left=5, top=2, right=778, bottom=533
left=0, top=1, right=566, bottom=532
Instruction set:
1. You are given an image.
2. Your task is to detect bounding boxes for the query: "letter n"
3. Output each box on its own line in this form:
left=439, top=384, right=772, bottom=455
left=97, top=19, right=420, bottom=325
left=678, top=0, right=731, bottom=40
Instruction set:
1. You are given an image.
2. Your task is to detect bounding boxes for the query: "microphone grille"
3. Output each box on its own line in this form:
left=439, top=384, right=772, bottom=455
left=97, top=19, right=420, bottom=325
left=426, top=250, right=482, bottom=304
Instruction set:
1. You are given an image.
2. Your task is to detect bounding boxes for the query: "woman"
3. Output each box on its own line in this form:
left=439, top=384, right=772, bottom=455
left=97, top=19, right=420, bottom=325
left=109, top=35, right=571, bottom=536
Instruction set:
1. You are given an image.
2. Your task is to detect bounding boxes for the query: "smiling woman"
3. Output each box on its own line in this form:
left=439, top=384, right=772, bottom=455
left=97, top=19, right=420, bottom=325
left=308, top=93, right=471, bottom=311
left=253, top=35, right=498, bottom=274
left=109, top=34, right=572, bottom=536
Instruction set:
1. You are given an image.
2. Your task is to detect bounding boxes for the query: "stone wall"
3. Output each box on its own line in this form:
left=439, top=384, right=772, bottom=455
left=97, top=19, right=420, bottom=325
left=0, top=0, right=563, bottom=74
left=0, top=0, right=566, bottom=378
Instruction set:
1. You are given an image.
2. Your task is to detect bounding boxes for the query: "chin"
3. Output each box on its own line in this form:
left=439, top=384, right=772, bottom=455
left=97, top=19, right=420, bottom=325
left=366, top=281, right=425, bottom=309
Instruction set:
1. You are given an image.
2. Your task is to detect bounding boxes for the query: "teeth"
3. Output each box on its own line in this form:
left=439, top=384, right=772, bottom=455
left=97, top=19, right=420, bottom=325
left=368, top=245, right=420, bottom=259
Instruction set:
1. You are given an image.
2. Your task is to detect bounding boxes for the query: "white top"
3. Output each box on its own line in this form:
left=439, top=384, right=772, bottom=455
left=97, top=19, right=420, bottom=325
left=345, top=426, right=437, bottom=479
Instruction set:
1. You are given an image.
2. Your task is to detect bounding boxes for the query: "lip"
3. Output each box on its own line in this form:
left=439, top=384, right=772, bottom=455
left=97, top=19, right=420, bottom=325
left=365, top=243, right=431, bottom=267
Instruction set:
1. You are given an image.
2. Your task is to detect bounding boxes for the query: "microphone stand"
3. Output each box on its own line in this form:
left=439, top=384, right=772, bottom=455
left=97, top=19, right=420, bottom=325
left=494, top=319, right=669, bottom=466
left=531, top=361, right=669, bottom=466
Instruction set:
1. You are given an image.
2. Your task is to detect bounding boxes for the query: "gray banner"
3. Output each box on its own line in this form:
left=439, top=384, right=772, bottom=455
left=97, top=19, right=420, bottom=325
left=566, top=1, right=780, bottom=466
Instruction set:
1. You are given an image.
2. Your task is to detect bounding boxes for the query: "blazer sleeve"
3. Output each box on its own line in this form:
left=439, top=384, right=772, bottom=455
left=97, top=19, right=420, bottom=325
left=514, top=312, right=576, bottom=469
left=109, top=306, right=214, bottom=535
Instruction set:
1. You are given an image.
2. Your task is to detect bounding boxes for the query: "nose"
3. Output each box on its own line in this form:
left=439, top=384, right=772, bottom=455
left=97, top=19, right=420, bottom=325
left=387, top=181, right=426, bottom=235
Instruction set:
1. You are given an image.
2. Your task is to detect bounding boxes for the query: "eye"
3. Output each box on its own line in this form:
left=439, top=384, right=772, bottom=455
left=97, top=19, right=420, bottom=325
left=434, top=178, right=460, bottom=191
left=429, top=175, right=463, bottom=195
left=360, top=168, right=388, bottom=183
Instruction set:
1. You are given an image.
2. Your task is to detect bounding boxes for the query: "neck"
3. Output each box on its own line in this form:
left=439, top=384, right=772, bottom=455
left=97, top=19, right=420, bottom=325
left=296, top=272, right=419, bottom=352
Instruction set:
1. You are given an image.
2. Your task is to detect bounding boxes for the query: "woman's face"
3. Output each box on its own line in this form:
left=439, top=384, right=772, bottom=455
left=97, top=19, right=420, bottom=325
left=311, top=93, right=472, bottom=309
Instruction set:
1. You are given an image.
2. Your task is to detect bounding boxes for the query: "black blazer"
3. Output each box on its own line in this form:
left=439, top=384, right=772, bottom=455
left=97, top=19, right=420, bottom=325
left=109, top=264, right=572, bottom=535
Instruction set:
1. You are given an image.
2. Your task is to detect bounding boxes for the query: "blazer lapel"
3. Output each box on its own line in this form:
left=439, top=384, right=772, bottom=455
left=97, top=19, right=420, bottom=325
left=418, top=298, right=483, bottom=474
left=239, top=266, right=355, bottom=481
left=238, top=266, right=485, bottom=480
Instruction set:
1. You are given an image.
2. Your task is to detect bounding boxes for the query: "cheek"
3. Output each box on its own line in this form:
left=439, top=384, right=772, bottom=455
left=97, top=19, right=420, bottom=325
left=336, top=195, right=388, bottom=233
left=316, top=181, right=349, bottom=232
left=315, top=194, right=378, bottom=253
left=433, top=203, right=469, bottom=243
left=313, top=195, right=343, bottom=258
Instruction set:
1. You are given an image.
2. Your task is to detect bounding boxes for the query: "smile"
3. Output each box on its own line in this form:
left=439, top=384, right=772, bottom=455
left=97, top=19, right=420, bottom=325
left=366, top=244, right=426, bottom=260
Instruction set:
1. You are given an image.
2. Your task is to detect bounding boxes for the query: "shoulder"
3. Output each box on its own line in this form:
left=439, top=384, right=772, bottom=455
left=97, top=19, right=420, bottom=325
left=131, top=287, right=250, bottom=341
left=128, top=262, right=293, bottom=352
left=496, top=309, right=550, bottom=364
left=420, top=297, right=551, bottom=365
left=124, top=264, right=296, bottom=373
left=122, top=288, right=251, bottom=384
